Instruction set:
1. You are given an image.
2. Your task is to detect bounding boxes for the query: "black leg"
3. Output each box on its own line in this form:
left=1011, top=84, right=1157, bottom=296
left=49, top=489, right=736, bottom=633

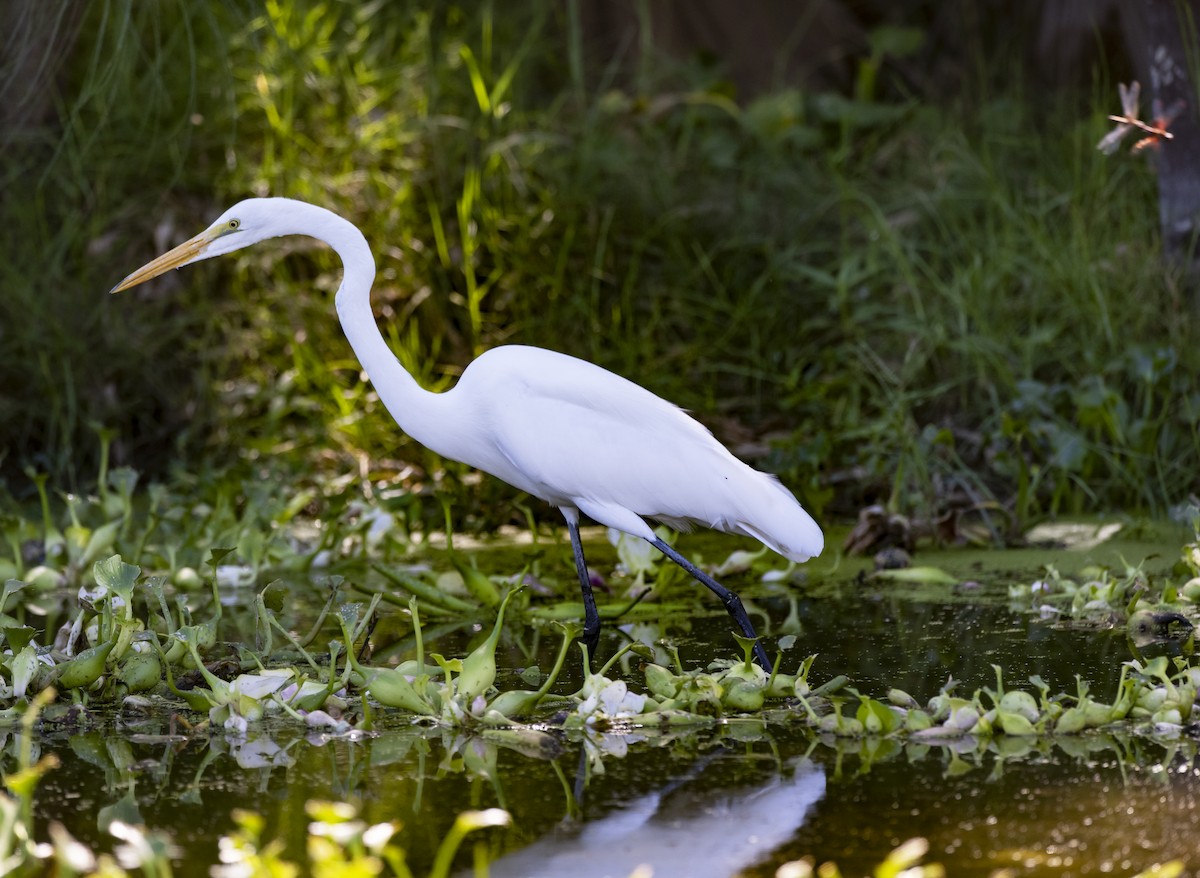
left=567, top=518, right=601, bottom=660
left=650, top=537, right=771, bottom=668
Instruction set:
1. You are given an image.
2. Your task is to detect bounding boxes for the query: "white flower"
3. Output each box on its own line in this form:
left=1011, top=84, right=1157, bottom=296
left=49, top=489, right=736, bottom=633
left=276, top=677, right=337, bottom=709
left=576, top=677, right=645, bottom=724
left=364, top=507, right=396, bottom=549
left=607, top=529, right=661, bottom=579
left=229, top=733, right=294, bottom=769
left=208, top=672, right=291, bottom=730
left=302, top=710, right=352, bottom=734
left=714, top=548, right=766, bottom=577
left=580, top=727, right=645, bottom=774
left=215, top=565, right=256, bottom=588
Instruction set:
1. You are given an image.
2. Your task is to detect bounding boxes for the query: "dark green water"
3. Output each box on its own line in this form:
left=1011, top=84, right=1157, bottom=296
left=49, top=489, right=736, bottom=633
left=19, top=523, right=1200, bottom=875
left=23, top=602, right=1199, bottom=876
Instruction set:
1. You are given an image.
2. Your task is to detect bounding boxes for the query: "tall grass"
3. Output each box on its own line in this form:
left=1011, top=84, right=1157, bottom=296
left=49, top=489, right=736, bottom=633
left=3, top=0, right=1196, bottom=529
left=0, top=1, right=240, bottom=486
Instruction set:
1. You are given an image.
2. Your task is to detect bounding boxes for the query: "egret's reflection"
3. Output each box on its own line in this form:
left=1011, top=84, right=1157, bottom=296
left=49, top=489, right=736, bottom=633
left=484, top=759, right=826, bottom=878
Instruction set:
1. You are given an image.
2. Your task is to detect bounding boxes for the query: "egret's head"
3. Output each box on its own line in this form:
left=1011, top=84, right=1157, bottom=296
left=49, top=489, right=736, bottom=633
left=110, top=198, right=293, bottom=293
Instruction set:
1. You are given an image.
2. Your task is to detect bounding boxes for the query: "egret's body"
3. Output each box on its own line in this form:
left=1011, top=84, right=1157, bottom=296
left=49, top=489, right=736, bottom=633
left=114, top=198, right=823, bottom=665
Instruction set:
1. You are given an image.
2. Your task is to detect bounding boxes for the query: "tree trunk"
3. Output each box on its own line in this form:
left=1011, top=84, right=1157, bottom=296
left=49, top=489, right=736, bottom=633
left=1126, top=0, right=1200, bottom=267
left=0, top=1, right=86, bottom=147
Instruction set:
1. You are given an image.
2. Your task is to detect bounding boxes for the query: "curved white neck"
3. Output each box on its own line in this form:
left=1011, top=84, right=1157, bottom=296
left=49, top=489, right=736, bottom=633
left=280, top=203, right=451, bottom=452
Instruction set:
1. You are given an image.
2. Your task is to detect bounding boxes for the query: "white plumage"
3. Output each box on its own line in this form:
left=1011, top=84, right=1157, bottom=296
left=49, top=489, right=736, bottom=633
left=113, top=197, right=823, bottom=664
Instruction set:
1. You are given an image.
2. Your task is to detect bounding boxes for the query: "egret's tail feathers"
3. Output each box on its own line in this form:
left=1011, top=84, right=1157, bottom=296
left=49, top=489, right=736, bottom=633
left=736, top=516, right=823, bottom=562
left=731, top=477, right=824, bottom=562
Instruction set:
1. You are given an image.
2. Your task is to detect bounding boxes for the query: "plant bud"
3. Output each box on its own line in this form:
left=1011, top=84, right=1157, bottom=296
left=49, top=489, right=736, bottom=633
left=998, top=690, right=1040, bottom=723
left=644, top=663, right=680, bottom=699
left=11, top=644, right=39, bottom=700
left=57, top=641, right=115, bottom=690
left=117, top=652, right=162, bottom=693
left=486, top=689, right=539, bottom=719
left=457, top=587, right=520, bottom=702
left=723, top=677, right=765, bottom=712
left=366, top=670, right=435, bottom=715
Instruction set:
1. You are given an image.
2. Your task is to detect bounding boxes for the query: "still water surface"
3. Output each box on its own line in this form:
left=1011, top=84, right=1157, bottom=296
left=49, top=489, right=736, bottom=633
left=23, top=528, right=1200, bottom=875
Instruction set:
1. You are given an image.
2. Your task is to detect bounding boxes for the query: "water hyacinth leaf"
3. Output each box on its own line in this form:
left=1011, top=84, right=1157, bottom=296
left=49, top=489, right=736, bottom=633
left=608, top=528, right=662, bottom=578
left=730, top=633, right=765, bottom=676
left=343, top=633, right=435, bottom=715
left=433, top=655, right=464, bottom=679
left=448, top=551, right=502, bottom=607
left=489, top=619, right=580, bottom=718
left=1055, top=705, right=1089, bottom=734
left=856, top=696, right=902, bottom=735
left=141, top=575, right=174, bottom=629
left=163, top=619, right=218, bottom=668
left=485, top=688, right=543, bottom=719
left=998, top=690, right=1040, bottom=723
left=519, top=665, right=541, bottom=686
left=372, top=564, right=477, bottom=614
left=206, top=547, right=237, bottom=570
left=107, top=466, right=139, bottom=498
left=21, top=565, right=63, bottom=591
left=1, top=578, right=27, bottom=616
left=887, top=688, right=920, bottom=709
left=98, top=791, right=143, bottom=835
left=723, top=675, right=766, bottom=712
left=56, top=640, right=115, bottom=690
left=645, top=663, right=681, bottom=700
left=875, top=837, right=931, bottom=878
left=70, top=733, right=114, bottom=770
left=870, top=566, right=959, bottom=585
left=3, top=625, right=37, bottom=653
left=93, top=555, right=140, bottom=609
left=365, top=669, right=436, bottom=715
left=11, top=643, right=40, bottom=700
left=337, top=602, right=367, bottom=643
left=713, top=547, right=766, bottom=577
left=3, top=753, right=60, bottom=803
left=997, top=709, right=1037, bottom=736
left=766, top=670, right=797, bottom=699
left=116, top=652, right=163, bottom=693
left=80, top=522, right=122, bottom=568
left=160, top=655, right=213, bottom=712
left=458, top=586, right=523, bottom=702
left=429, top=808, right=511, bottom=878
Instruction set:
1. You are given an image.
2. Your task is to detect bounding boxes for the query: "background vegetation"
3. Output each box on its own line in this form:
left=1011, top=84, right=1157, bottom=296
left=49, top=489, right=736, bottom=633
left=2, top=0, right=1197, bottom=537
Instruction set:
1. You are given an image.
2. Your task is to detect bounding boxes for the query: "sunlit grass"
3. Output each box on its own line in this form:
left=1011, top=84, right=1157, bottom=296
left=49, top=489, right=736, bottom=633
left=3, top=0, right=1197, bottom=530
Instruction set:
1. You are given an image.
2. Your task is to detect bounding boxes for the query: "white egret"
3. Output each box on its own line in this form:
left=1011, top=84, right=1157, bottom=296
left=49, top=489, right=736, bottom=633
left=112, top=198, right=823, bottom=666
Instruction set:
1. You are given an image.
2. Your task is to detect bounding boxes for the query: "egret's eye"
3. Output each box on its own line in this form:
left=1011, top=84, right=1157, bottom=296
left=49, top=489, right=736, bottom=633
left=228, top=219, right=240, bottom=230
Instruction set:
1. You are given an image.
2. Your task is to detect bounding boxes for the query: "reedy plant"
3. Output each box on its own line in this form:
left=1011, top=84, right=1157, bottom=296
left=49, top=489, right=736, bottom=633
left=5, top=0, right=1199, bottom=532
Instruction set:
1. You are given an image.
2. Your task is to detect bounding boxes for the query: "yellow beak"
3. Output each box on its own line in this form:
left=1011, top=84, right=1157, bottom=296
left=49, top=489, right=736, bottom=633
left=110, top=230, right=213, bottom=293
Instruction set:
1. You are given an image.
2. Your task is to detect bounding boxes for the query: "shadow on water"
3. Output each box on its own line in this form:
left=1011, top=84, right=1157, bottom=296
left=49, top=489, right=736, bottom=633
left=20, top=523, right=1200, bottom=875
left=26, top=700, right=1200, bottom=876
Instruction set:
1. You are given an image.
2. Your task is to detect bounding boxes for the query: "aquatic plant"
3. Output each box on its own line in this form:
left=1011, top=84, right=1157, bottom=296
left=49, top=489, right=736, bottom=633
left=1009, top=513, right=1200, bottom=640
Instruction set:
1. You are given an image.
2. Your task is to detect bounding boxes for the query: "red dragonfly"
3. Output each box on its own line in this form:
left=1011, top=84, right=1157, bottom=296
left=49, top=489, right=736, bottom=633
left=1097, top=80, right=1184, bottom=155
